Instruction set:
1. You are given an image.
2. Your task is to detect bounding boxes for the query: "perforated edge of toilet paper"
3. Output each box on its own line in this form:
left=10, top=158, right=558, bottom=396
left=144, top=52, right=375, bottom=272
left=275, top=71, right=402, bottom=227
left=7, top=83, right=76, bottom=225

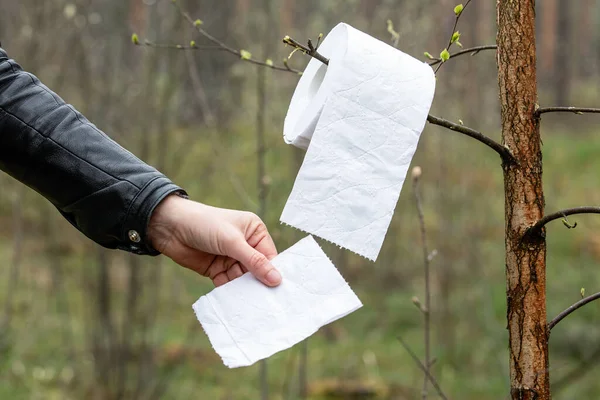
left=192, top=235, right=362, bottom=368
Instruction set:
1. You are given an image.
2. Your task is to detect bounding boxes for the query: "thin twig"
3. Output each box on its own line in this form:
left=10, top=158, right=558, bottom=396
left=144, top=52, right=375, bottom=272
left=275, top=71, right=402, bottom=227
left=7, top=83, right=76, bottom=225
left=397, top=336, right=450, bottom=400
left=176, top=49, right=258, bottom=210
left=434, top=0, right=473, bottom=74
left=428, top=45, right=497, bottom=66
left=548, top=292, right=600, bottom=331
left=282, top=36, right=330, bottom=66
left=526, top=207, right=600, bottom=238
left=165, top=0, right=300, bottom=73
left=535, top=107, right=600, bottom=117
left=426, top=115, right=515, bottom=163
left=412, top=168, right=432, bottom=400
left=139, top=40, right=222, bottom=50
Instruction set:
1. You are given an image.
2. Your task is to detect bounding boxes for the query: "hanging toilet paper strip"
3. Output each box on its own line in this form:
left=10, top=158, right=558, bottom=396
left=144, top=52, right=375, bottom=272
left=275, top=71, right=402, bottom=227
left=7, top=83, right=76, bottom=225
left=280, top=23, right=436, bottom=261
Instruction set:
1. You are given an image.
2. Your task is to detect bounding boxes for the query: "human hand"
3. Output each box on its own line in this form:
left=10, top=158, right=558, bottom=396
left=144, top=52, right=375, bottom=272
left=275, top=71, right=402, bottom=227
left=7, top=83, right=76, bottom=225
left=147, top=194, right=281, bottom=287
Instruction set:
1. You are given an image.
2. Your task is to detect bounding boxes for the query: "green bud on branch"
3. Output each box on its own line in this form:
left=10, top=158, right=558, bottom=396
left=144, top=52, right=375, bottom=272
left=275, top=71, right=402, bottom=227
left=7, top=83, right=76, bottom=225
left=131, top=33, right=139, bottom=45
left=451, top=31, right=461, bottom=44
left=440, top=49, right=450, bottom=62
left=386, top=19, right=400, bottom=41
left=194, top=19, right=203, bottom=27
left=454, top=4, right=464, bottom=16
left=424, top=51, right=434, bottom=59
left=265, top=59, right=274, bottom=67
left=240, top=49, right=252, bottom=60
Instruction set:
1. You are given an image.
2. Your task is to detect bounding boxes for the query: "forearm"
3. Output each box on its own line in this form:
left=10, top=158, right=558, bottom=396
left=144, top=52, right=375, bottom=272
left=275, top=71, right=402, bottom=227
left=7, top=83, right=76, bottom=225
left=0, top=48, right=185, bottom=254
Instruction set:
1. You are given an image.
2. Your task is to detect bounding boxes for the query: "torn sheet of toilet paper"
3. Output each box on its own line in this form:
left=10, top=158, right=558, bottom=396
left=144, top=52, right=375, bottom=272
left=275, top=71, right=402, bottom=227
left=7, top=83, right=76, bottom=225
left=192, top=235, right=362, bottom=368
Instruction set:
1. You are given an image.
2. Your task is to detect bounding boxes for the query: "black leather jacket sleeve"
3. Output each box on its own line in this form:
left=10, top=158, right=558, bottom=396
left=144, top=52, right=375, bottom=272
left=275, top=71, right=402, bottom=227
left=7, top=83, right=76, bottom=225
left=0, top=47, right=186, bottom=255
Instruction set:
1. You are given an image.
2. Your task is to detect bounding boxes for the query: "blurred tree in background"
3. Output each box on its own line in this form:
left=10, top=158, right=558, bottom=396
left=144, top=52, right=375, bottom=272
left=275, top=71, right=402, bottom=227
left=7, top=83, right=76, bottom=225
left=1, top=1, right=600, bottom=399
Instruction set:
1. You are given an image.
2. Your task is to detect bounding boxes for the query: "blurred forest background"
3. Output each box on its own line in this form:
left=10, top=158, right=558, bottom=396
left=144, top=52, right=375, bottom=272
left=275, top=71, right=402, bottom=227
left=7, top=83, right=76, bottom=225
left=1, top=0, right=600, bottom=399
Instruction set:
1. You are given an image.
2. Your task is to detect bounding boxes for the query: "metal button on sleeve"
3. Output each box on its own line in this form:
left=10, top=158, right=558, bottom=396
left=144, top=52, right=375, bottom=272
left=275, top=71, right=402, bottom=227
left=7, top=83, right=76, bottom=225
left=128, top=230, right=141, bottom=243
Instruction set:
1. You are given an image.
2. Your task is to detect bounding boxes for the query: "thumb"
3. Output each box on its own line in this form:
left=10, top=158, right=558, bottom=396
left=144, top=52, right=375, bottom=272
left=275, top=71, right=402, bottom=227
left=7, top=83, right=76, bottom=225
left=229, top=240, right=282, bottom=287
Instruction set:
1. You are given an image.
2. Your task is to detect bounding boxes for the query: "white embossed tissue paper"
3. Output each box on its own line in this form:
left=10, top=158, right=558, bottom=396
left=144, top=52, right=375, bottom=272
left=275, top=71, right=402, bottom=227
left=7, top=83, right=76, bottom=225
left=281, top=23, right=436, bottom=261
left=192, top=235, right=362, bottom=368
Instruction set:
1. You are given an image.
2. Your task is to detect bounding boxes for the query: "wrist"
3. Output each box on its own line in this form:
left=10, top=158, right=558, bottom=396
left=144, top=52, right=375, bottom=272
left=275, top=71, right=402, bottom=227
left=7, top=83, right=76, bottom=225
left=148, top=193, right=187, bottom=253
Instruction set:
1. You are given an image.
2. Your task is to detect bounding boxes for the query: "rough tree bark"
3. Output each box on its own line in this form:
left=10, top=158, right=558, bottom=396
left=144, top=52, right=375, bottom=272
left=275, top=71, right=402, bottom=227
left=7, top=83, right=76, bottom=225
left=497, top=1, right=550, bottom=399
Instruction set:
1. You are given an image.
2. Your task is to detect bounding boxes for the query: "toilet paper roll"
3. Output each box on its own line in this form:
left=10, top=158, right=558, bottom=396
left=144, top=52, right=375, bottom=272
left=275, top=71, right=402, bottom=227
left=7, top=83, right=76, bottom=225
left=280, top=22, right=436, bottom=261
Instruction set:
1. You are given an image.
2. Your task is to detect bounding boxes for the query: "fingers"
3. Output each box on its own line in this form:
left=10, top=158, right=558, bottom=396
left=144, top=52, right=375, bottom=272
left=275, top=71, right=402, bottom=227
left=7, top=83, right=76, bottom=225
left=212, top=272, right=229, bottom=287
left=246, top=220, right=278, bottom=260
left=228, top=240, right=282, bottom=287
left=226, top=262, right=244, bottom=282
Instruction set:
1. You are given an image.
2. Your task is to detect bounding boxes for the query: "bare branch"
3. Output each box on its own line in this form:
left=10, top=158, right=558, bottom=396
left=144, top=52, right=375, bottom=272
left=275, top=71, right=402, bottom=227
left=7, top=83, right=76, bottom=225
left=426, top=115, right=516, bottom=163
left=411, top=167, right=433, bottom=400
left=428, top=45, right=497, bottom=67
left=397, top=336, right=450, bottom=400
left=548, top=292, right=600, bottom=331
left=138, top=40, right=222, bottom=51
left=281, top=36, right=515, bottom=165
left=434, top=0, right=473, bottom=74
left=282, top=35, right=330, bottom=66
left=526, top=207, right=600, bottom=238
left=147, top=0, right=302, bottom=73
left=536, top=106, right=600, bottom=117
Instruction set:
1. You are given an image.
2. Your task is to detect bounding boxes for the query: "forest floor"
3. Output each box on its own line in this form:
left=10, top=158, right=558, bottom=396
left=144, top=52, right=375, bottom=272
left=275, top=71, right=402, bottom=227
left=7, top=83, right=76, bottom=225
left=1, top=126, right=600, bottom=399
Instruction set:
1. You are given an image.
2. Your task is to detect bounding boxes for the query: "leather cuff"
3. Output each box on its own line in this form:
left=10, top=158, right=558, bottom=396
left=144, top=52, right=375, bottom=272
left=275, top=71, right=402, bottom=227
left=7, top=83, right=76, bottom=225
left=118, top=176, right=187, bottom=256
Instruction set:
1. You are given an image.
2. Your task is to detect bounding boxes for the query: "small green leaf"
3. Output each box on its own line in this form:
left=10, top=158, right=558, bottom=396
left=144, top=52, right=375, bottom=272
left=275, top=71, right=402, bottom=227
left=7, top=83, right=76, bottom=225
left=190, top=40, right=196, bottom=47
left=454, top=4, right=464, bottom=16
left=386, top=19, right=394, bottom=34
left=581, top=287, right=586, bottom=298
left=131, top=33, right=139, bottom=45
left=288, top=47, right=300, bottom=60
left=456, top=41, right=463, bottom=48
left=265, top=58, right=274, bottom=67
left=440, top=48, right=450, bottom=62
left=194, top=19, right=203, bottom=27
left=451, top=31, right=461, bottom=44
left=424, top=51, right=434, bottom=59
left=561, top=218, right=577, bottom=229
left=458, top=119, right=464, bottom=125
left=386, top=19, right=399, bottom=40
left=240, top=49, right=252, bottom=60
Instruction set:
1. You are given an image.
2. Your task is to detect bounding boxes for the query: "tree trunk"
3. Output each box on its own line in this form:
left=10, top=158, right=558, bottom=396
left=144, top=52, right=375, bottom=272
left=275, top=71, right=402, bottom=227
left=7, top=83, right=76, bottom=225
left=497, top=1, right=550, bottom=399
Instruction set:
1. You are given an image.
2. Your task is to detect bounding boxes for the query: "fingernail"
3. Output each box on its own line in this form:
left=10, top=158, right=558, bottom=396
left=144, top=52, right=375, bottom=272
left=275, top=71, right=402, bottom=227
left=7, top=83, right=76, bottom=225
left=266, top=269, right=282, bottom=285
